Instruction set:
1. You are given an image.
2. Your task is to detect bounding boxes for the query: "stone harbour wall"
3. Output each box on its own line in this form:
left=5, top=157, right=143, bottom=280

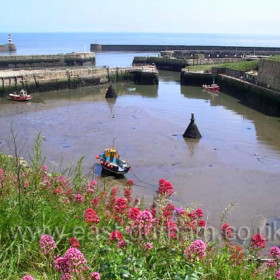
left=0, top=52, right=96, bottom=69
left=257, top=59, right=280, bottom=92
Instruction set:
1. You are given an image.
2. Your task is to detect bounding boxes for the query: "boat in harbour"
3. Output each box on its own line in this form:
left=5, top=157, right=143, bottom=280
left=9, top=89, right=32, bottom=101
left=96, top=147, right=130, bottom=175
left=202, top=79, right=220, bottom=91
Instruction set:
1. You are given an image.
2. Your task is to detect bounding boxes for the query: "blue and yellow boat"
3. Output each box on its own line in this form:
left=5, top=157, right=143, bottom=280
left=96, top=148, right=130, bottom=175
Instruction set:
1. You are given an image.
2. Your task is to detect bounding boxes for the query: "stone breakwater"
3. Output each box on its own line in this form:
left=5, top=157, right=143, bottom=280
left=0, top=52, right=96, bottom=69
left=181, top=70, right=280, bottom=117
left=91, top=44, right=280, bottom=56
left=0, top=43, right=16, bottom=53
left=0, top=66, right=158, bottom=94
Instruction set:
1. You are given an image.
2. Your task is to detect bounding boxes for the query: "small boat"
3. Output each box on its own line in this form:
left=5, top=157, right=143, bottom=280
left=9, top=89, right=32, bottom=101
left=202, top=79, right=220, bottom=91
left=96, top=147, right=130, bottom=175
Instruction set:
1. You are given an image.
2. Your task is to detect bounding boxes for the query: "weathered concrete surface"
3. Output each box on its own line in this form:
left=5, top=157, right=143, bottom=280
left=0, top=52, right=96, bottom=69
left=258, top=59, right=280, bottom=92
left=0, top=66, right=158, bottom=93
left=91, top=44, right=280, bottom=56
left=181, top=70, right=280, bottom=116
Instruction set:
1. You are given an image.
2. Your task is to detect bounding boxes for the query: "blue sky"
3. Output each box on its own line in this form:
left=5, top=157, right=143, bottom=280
left=1, top=0, right=280, bottom=34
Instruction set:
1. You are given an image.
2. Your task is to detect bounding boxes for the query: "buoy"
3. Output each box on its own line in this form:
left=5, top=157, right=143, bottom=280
left=183, top=113, right=202, bottom=139
left=96, top=155, right=100, bottom=159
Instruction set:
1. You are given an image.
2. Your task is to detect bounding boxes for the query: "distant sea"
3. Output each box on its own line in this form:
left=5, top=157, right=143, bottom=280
left=0, top=32, right=280, bottom=67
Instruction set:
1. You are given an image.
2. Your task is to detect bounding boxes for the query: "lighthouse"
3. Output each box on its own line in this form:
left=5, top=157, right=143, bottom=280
left=8, top=34, right=12, bottom=44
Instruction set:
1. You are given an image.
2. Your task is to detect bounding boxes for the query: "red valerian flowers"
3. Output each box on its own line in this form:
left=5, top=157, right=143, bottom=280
left=251, top=234, right=266, bottom=248
left=221, top=223, right=233, bottom=239
left=157, top=179, right=174, bottom=197
left=185, top=240, right=207, bottom=260
left=39, top=234, right=57, bottom=255
left=110, top=230, right=123, bottom=241
left=22, top=276, right=35, bottom=280
left=84, top=208, right=100, bottom=224
left=69, top=237, right=80, bottom=249
left=115, top=198, right=127, bottom=214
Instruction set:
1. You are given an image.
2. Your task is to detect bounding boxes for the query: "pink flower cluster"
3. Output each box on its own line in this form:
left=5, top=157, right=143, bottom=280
left=270, top=246, right=280, bottom=259
left=91, top=272, right=101, bottom=280
left=74, top=193, right=84, bottom=203
left=84, top=208, right=100, bottom=224
left=39, top=234, right=57, bottom=255
left=157, top=179, right=174, bottom=197
left=251, top=234, right=266, bottom=248
left=185, top=240, right=207, bottom=260
left=55, top=248, right=88, bottom=279
left=22, top=276, right=35, bottom=280
left=131, top=209, right=155, bottom=236
left=86, top=180, right=97, bottom=193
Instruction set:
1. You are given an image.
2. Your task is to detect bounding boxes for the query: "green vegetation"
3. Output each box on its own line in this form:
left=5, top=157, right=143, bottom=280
left=0, top=135, right=279, bottom=279
left=187, top=60, right=259, bottom=72
left=268, top=55, right=280, bottom=62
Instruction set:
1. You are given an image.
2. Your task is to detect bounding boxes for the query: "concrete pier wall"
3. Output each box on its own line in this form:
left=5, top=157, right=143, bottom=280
left=0, top=66, right=158, bottom=94
left=0, top=52, right=96, bottom=69
left=181, top=70, right=280, bottom=116
left=91, top=44, right=280, bottom=56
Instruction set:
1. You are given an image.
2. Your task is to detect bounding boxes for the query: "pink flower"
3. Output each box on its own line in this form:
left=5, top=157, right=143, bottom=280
left=251, top=234, right=266, bottom=248
left=221, top=223, right=233, bottom=239
left=115, top=198, right=127, bottom=214
left=55, top=257, right=71, bottom=274
left=157, top=179, right=174, bottom=197
left=86, top=180, right=97, bottom=193
left=110, top=230, right=123, bottom=241
left=39, top=234, right=56, bottom=255
left=126, top=179, right=134, bottom=186
left=198, top=220, right=206, bottom=227
left=276, top=269, right=280, bottom=279
left=185, top=240, right=207, bottom=259
left=266, top=259, right=277, bottom=268
left=145, top=242, right=153, bottom=250
left=84, top=208, right=100, bottom=224
left=117, top=240, right=127, bottom=248
left=64, top=247, right=88, bottom=272
left=41, top=165, right=47, bottom=171
left=69, top=237, right=80, bottom=248
left=196, top=208, right=204, bottom=218
left=133, top=209, right=155, bottom=235
left=74, top=193, right=84, bottom=203
left=91, top=272, right=101, bottom=280
left=270, top=246, right=280, bottom=259
left=174, top=208, right=184, bottom=216
left=127, top=207, right=141, bottom=220
left=61, top=273, right=73, bottom=280
left=22, top=276, right=35, bottom=280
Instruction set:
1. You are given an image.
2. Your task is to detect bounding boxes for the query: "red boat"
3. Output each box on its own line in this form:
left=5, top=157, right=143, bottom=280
left=9, top=90, right=32, bottom=101
left=202, top=79, right=220, bottom=91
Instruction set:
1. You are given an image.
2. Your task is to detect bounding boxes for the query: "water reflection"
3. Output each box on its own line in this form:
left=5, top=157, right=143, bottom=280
left=180, top=84, right=280, bottom=152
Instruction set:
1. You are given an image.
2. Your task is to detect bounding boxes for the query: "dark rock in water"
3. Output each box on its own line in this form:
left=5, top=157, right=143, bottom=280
left=183, top=113, right=202, bottom=139
left=105, top=85, right=117, bottom=98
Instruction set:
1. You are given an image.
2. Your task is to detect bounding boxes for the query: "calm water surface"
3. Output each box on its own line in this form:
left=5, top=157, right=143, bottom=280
left=0, top=71, right=279, bottom=229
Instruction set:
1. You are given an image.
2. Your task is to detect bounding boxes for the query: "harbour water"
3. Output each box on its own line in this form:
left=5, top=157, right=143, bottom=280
left=0, top=70, right=279, bottom=229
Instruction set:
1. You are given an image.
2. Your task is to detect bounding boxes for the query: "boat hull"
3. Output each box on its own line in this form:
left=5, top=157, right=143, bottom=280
left=9, top=94, right=32, bottom=101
